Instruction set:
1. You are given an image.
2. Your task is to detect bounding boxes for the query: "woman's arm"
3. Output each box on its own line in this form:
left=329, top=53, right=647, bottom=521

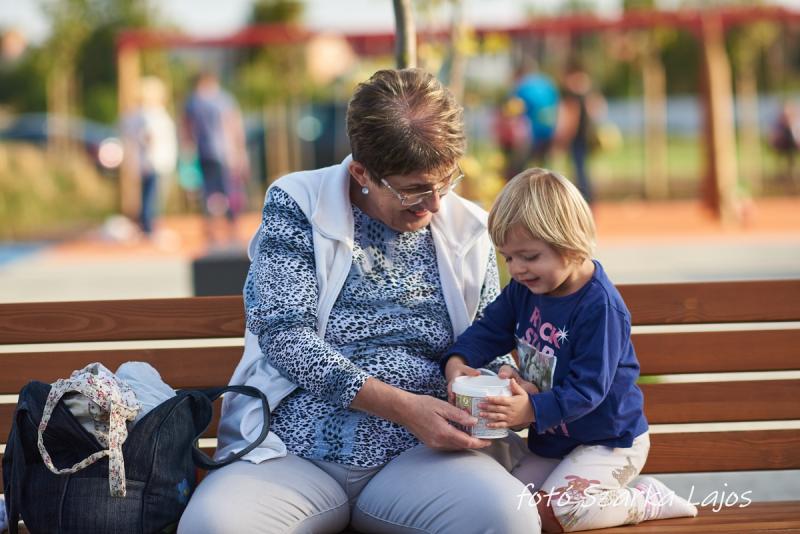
left=245, top=188, right=371, bottom=409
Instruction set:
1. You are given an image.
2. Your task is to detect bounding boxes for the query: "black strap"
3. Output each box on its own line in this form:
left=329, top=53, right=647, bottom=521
left=191, top=385, right=271, bottom=470
left=4, top=399, right=28, bottom=534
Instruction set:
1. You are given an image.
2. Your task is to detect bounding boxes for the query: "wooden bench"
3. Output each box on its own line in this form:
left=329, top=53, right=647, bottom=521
left=2, top=279, right=799, bottom=533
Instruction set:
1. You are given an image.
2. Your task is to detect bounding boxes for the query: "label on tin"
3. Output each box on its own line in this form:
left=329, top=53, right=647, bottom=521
left=454, top=393, right=508, bottom=439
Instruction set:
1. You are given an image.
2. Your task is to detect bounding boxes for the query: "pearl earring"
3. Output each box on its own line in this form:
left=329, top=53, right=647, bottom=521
left=361, top=186, right=369, bottom=195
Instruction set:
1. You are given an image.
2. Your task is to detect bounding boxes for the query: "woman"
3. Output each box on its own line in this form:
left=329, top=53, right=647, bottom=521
left=178, top=68, right=541, bottom=533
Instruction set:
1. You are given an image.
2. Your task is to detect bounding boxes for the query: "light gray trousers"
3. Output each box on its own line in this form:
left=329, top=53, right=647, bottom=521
left=177, top=434, right=541, bottom=534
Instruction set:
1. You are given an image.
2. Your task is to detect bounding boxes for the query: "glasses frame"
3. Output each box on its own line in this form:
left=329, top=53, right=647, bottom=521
left=377, top=165, right=464, bottom=207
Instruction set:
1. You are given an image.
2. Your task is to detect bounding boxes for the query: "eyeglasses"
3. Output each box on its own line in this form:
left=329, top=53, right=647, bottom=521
left=377, top=166, right=464, bottom=207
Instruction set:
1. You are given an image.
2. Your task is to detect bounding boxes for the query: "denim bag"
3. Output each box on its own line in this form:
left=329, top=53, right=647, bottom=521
left=2, top=381, right=269, bottom=534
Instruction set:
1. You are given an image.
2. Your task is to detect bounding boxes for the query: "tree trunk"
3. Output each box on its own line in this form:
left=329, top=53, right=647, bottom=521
left=701, top=15, right=740, bottom=225
left=447, top=0, right=467, bottom=103
left=641, top=33, right=669, bottom=200
left=117, top=45, right=141, bottom=219
left=735, top=58, right=762, bottom=196
left=392, top=0, right=416, bottom=68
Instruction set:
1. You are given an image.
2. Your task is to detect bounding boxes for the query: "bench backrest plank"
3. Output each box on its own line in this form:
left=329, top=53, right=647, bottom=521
left=620, top=280, right=800, bottom=324
left=0, top=297, right=244, bottom=344
left=1, top=280, right=798, bottom=494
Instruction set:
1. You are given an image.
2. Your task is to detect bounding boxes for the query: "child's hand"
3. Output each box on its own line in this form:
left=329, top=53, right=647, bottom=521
left=444, top=356, right=481, bottom=403
left=480, top=378, right=536, bottom=429
left=497, top=365, right=540, bottom=395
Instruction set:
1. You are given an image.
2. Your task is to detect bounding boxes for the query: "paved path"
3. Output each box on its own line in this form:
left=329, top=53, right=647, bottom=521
left=1, top=197, right=797, bottom=303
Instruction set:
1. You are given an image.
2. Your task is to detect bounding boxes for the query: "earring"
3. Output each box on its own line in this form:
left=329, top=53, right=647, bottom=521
left=361, top=186, right=369, bottom=195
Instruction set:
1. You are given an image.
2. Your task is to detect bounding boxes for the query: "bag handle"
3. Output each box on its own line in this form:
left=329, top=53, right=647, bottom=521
left=190, top=385, right=270, bottom=470
left=37, top=368, right=139, bottom=497
left=4, top=400, right=28, bottom=534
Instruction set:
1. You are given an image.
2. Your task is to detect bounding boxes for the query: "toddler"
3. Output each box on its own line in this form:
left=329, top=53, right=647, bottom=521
left=443, top=168, right=697, bottom=532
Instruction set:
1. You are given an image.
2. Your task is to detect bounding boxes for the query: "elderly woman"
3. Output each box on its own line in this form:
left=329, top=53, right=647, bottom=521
left=178, top=68, right=540, bottom=533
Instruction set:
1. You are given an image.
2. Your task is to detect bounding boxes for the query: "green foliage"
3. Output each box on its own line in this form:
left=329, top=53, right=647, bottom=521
left=659, top=30, right=701, bottom=95
left=76, top=23, right=123, bottom=123
left=232, top=0, right=312, bottom=108
left=250, top=0, right=303, bottom=24
left=0, top=49, right=48, bottom=113
left=75, top=1, right=157, bottom=123
left=559, top=0, right=596, bottom=13
left=622, top=0, right=656, bottom=10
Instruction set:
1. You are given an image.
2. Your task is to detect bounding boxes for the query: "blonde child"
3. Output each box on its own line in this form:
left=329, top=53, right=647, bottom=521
left=442, top=168, right=697, bottom=532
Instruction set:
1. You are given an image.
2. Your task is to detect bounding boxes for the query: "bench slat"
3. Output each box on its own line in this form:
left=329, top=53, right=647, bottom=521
left=0, top=296, right=244, bottom=344
left=642, top=429, right=800, bottom=473
left=641, top=380, right=800, bottom=424
left=598, top=501, right=800, bottom=533
left=0, top=347, right=241, bottom=394
left=635, top=329, right=800, bottom=374
left=619, top=280, right=800, bottom=325
left=2, top=281, right=797, bottom=345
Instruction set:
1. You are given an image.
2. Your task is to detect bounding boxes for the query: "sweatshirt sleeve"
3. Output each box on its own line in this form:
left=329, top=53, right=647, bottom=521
left=244, top=187, right=370, bottom=409
left=441, top=283, right=518, bottom=373
left=531, top=298, right=629, bottom=434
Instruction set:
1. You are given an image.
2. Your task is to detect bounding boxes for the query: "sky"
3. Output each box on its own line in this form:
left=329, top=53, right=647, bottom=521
left=2, top=0, right=616, bottom=44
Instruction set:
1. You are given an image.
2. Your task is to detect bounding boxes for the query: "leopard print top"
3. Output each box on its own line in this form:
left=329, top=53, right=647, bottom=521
left=244, top=187, right=503, bottom=467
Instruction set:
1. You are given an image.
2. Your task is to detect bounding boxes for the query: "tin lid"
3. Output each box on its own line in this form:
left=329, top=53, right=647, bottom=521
left=451, top=375, right=511, bottom=397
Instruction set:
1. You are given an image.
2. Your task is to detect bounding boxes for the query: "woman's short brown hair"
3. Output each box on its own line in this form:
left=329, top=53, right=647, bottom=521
left=346, top=68, right=465, bottom=182
left=489, top=168, right=596, bottom=262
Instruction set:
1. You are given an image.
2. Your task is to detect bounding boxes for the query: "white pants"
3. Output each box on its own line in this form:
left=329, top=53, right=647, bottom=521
left=178, top=436, right=541, bottom=533
left=512, top=432, right=652, bottom=532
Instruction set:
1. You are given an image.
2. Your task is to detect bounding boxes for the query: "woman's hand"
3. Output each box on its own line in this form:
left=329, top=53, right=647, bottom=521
left=480, top=378, right=536, bottom=429
left=497, top=365, right=540, bottom=395
left=351, top=377, right=489, bottom=450
left=444, top=356, right=481, bottom=403
left=402, top=393, right=491, bottom=450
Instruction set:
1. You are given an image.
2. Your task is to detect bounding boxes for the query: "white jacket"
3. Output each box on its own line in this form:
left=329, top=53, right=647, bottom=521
left=215, top=155, right=493, bottom=463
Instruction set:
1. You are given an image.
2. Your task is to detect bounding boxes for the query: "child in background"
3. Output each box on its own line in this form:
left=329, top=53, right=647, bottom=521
left=442, top=168, right=697, bottom=532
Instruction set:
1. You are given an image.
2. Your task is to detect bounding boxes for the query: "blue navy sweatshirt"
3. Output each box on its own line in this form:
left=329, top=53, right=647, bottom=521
left=442, top=261, right=648, bottom=458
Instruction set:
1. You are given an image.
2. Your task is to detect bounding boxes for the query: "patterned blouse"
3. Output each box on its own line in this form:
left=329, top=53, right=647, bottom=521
left=244, top=187, right=503, bottom=468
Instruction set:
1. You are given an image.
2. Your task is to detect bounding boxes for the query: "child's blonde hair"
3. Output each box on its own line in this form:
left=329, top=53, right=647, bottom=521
left=488, top=168, right=596, bottom=262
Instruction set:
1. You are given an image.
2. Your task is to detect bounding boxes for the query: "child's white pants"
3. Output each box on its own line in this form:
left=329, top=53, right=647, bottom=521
left=512, top=432, right=652, bottom=531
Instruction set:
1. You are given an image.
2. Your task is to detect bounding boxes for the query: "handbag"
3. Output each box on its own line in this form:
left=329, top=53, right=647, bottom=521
left=2, top=380, right=269, bottom=534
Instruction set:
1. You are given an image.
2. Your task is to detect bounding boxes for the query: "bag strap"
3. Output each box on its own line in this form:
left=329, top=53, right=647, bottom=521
left=4, top=399, right=28, bottom=534
left=37, top=371, right=139, bottom=497
left=191, top=385, right=270, bottom=470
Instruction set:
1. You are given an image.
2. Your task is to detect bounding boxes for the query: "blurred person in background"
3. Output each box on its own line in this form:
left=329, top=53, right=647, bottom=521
left=122, top=76, right=178, bottom=241
left=183, top=71, right=248, bottom=247
left=769, top=101, right=800, bottom=187
left=178, top=68, right=541, bottom=534
left=556, top=58, right=607, bottom=205
left=513, top=59, right=560, bottom=168
left=494, top=95, right=532, bottom=181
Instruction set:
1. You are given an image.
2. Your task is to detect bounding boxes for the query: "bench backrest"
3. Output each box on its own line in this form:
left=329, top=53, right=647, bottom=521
left=1, top=280, right=799, bottom=493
